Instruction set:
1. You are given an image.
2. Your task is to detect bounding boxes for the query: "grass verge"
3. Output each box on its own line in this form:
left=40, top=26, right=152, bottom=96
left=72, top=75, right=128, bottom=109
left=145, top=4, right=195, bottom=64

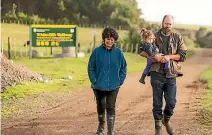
left=1, top=52, right=146, bottom=116
left=199, top=67, right=212, bottom=128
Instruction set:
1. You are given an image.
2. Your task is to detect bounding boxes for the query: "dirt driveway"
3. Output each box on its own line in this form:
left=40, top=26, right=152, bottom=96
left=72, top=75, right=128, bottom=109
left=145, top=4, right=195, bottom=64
left=2, top=48, right=212, bottom=135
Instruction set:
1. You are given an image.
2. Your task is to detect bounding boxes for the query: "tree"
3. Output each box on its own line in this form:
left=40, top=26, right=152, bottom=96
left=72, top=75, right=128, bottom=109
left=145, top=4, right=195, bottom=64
left=200, top=32, right=212, bottom=48
left=3, top=3, right=18, bottom=20
left=2, top=0, right=144, bottom=28
left=195, top=27, right=208, bottom=48
left=196, top=27, right=207, bottom=40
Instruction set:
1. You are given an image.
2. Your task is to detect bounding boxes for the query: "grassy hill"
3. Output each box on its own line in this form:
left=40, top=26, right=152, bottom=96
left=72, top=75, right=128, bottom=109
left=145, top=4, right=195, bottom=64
left=1, top=23, right=128, bottom=57
left=149, top=21, right=212, bottom=31
left=1, top=23, right=128, bottom=52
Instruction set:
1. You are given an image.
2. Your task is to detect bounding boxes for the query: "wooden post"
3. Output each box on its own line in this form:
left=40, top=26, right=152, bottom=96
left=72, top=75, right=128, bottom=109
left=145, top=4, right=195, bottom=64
left=20, top=40, right=22, bottom=58
left=14, top=38, right=17, bottom=59
left=128, top=44, right=130, bottom=52
left=8, top=37, right=11, bottom=59
left=135, top=44, right=138, bottom=54
left=89, top=43, right=91, bottom=53
left=25, top=40, right=27, bottom=57
left=29, top=43, right=32, bottom=59
left=29, top=25, right=32, bottom=59
left=75, top=26, right=78, bottom=57
left=93, top=35, right=96, bottom=51
left=131, top=44, right=134, bottom=53
left=50, top=47, right=53, bottom=55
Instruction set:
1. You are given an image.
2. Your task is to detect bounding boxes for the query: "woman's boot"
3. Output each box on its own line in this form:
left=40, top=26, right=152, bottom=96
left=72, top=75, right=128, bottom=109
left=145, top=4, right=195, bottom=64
left=96, top=115, right=105, bottom=135
left=107, top=115, right=115, bottom=135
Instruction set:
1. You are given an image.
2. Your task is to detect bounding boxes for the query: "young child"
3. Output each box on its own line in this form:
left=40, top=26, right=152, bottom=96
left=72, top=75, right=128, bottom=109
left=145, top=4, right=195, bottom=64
left=139, top=28, right=177, bottom=84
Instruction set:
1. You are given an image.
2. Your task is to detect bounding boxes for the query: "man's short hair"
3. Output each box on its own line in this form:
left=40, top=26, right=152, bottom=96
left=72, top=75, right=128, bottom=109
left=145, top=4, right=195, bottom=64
left=162, top=15, right=174, bottom=23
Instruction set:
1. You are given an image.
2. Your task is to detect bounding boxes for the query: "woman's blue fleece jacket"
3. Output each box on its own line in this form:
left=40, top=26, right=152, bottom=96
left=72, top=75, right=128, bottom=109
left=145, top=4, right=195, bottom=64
left=88, top=45, right=127, bottom=91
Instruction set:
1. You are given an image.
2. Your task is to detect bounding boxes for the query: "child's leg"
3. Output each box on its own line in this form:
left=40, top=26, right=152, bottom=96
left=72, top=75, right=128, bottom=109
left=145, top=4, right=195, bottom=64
left=139, top=58, right=156, bottom=84
left=143, top=58, right=156, bottom=75
left=164, top=61, right=175, bottom=78
left=164, top=60, right=170, bottom=69
left=139, top=72, right=147, bottom=84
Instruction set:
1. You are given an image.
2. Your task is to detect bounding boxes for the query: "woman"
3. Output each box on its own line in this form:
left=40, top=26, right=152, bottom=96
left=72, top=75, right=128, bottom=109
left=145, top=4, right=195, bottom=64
left=88, top=27, right=127, bottom=135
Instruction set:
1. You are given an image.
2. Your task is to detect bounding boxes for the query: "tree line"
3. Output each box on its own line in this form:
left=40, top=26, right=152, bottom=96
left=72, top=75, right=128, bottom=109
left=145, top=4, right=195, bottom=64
left=195, top=27, right=212, bottom=48
left=1, top=0, right=148, bottom=29
left=3, top=0, right=210, bottom=48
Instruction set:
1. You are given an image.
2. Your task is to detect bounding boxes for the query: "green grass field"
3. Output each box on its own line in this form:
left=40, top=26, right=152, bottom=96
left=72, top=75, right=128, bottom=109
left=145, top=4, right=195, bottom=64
left=1, top=23, right=127, bottom=46
left=1, top=23, right=128, bottom=56
left=173, top=23, right=212, bottom=31
left=150, top=21, right=212, bottom=31
left=199, top=67, right=212, bottom=126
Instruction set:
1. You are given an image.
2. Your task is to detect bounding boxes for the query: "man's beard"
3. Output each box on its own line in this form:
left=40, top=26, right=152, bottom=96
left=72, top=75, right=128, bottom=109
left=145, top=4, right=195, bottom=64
left=162, top=27, right=171, bottom=35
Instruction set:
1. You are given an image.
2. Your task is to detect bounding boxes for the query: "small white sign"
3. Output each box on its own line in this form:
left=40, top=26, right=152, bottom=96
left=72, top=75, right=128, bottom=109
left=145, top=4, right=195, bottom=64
left=70, top=29, right=75, bottom=33
left=33, top=28, right=37, bottom=32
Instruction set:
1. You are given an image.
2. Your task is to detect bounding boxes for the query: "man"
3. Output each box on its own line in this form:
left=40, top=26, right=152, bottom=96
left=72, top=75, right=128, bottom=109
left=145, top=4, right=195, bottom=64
left=140, top=15, right=187, bottom=135
left=88, top=27, right=127, bottom=135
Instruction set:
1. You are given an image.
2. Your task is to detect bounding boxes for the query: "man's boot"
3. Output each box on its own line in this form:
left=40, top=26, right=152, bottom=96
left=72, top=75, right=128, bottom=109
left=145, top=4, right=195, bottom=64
left=162, top=115, right=174, bottom=135
left=107, top=115, right=115, bottom=135
left=139, top=74, right=146, bottom=84
left=96, top=115, right=105, bottom=135
left=155, top=120, right=162, bottom=135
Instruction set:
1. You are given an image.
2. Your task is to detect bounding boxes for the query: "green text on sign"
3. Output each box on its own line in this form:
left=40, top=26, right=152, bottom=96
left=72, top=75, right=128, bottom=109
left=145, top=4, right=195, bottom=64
left=30, top=25, right=77, bottom=47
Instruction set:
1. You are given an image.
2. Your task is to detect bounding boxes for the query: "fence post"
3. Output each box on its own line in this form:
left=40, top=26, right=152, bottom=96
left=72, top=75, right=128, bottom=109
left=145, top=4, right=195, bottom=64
left=50, top=47, right=53, bottom=55
left=29, top=43, right=32, bottom=59
left=127, top=44, right=130, bottom=52
left=89, top=42, right=92, bottom=53
left=25, top=40, right=28, bottom=57
left=130, top=44, right=133, bottom=53
left=8, top=37, right=11, bottom=59
left=14, top=38, right=17, bottom=59
left=135, top=44, right=138, bottom=54
left=93, top=35, right=96, bottom=51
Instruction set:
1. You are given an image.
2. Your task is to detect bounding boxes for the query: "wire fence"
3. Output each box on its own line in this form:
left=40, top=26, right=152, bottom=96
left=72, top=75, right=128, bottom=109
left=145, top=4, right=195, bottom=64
left=0, top=37, right=140, bottom=59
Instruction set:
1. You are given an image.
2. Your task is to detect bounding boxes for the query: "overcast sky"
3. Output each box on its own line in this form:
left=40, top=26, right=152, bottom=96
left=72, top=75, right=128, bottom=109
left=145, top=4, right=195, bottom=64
left=137, top=0, right=212, bottom=26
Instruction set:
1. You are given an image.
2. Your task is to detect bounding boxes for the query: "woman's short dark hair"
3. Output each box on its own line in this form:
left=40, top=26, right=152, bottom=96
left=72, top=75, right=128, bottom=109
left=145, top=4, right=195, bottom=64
left=102, top=27, right=119, bottom=41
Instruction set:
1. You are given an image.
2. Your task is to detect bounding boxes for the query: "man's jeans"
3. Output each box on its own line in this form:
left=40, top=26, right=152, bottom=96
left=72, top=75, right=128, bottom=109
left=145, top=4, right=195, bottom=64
left=150, top=72, right=177, bottom=120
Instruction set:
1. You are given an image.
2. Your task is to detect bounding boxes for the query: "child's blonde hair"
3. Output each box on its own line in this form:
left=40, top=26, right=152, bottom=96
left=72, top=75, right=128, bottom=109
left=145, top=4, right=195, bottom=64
left=140, top=28, right=155, bottom=43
